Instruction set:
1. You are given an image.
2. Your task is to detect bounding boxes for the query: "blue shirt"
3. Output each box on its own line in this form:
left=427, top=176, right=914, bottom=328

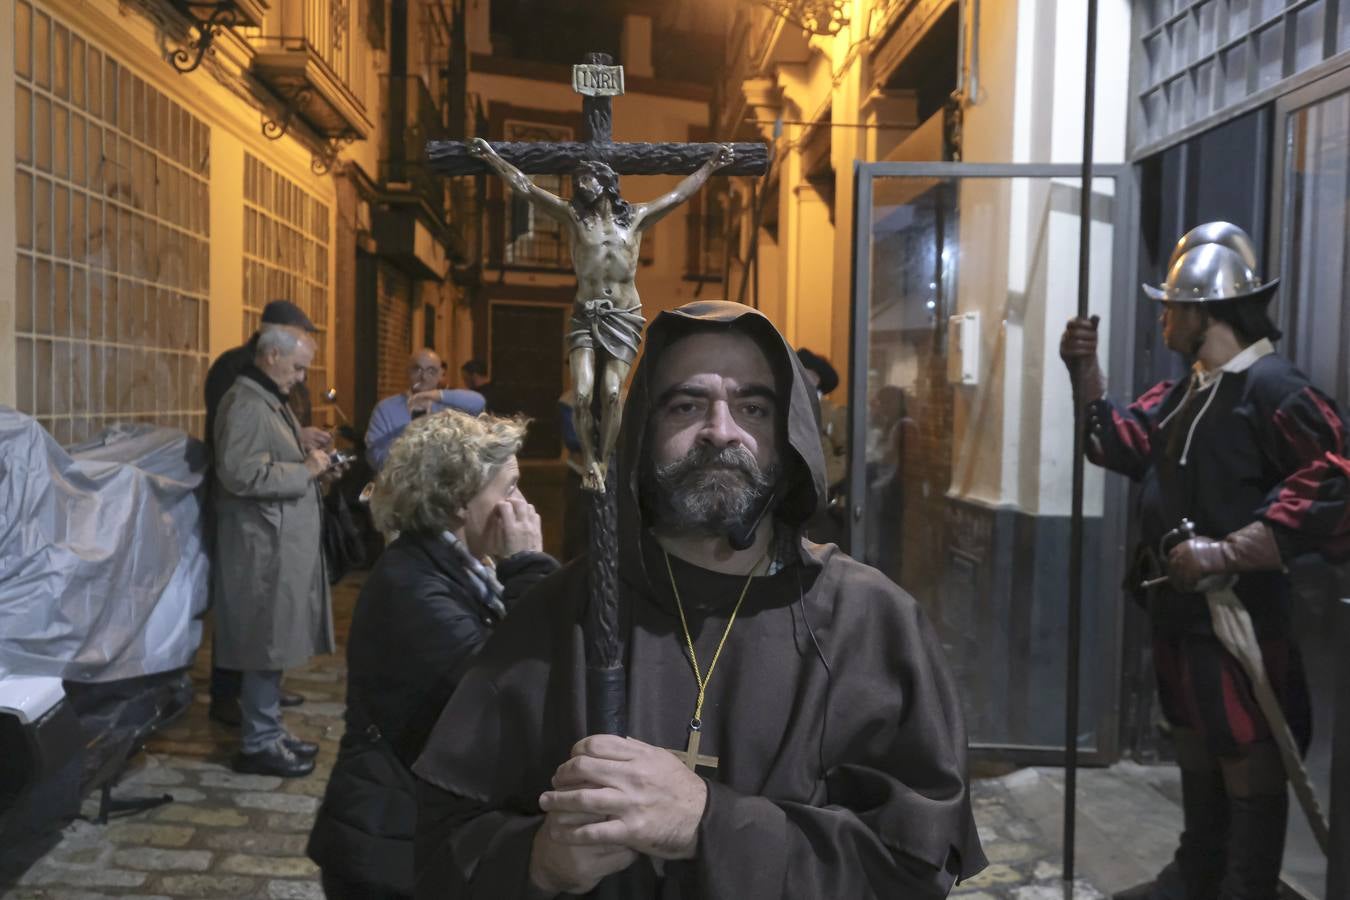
left=365, top=389, right=486, bottom=470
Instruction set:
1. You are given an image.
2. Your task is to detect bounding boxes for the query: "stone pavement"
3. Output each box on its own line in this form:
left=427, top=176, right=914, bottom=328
left=0, top=568, right=1307, bottom=900
left=955, top=764, right=1181, bottom=900
left=0, top=578, right=362, bottom=900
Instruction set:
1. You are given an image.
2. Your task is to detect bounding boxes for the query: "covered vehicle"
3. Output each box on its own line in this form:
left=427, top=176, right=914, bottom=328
left=0, top=408, right=208, bottom=841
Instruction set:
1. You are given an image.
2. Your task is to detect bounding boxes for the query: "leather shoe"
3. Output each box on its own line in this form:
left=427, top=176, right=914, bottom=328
left=208, top=698, right=242, bottom=728
left=283, top=733, right=319, bottom=759
left=279, top=690, right=305, bottom=708
left=232, top=742, right=314, bottom=778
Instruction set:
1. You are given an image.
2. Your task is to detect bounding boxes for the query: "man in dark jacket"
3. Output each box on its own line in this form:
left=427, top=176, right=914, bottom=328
left=412, top=301, right=986, bottom=899
left=461, top=358, right=502, bottom=414
left=308, top=410, right=558, bottom=898
left=204, top=299, right=326, bottom=725
left=1061, top=222, right=1350, bottom=899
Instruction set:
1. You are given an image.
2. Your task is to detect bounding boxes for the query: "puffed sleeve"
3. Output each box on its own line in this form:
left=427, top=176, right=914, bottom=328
left=1257, top=386, right=1350, bottom=560
left=1085, top=380, right=1178, bottom=479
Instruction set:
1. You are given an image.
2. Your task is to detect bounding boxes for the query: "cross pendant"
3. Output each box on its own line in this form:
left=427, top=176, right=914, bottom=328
left=668, top=725, right=718, bottom=773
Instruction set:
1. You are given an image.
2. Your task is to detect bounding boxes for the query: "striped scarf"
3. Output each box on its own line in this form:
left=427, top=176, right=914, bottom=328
left=439, top=530, right=507, bottom=619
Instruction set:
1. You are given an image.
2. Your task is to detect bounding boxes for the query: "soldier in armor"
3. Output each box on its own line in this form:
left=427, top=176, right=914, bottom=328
left=1060, top=222, right=1350, bottom=899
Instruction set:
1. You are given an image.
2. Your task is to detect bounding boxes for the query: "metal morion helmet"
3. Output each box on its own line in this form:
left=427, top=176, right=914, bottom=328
left=1142, top=221, right=1279, bottom=303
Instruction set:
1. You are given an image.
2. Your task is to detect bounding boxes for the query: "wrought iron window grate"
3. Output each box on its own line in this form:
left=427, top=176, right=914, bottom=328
left=1135, top=0, right=1350, bottom=151
left=13, top=0, right=212, bottom=445
left=242, top=153, right=332, bottom=398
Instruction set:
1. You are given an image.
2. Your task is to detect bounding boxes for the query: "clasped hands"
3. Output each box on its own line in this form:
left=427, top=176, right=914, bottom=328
left=528, top=735, right=707, bottom=896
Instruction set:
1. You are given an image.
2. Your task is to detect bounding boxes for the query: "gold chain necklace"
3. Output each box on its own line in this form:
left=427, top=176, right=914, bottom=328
left=662, top=548, right=766, bottom=733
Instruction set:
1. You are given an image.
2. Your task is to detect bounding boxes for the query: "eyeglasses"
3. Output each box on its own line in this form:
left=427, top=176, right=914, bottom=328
left=409, top=366, right=444, bottom=377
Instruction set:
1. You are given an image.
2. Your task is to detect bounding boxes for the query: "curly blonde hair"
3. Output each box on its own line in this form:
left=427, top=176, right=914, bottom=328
left=369, top=409, right=528, bottom=535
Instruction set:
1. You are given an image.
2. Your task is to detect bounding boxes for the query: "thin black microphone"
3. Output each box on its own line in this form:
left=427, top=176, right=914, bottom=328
left=728, top=484, right=783, bottom=550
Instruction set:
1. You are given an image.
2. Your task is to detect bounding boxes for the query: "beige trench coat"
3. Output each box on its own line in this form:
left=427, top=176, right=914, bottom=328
left=211, top=375, right=334, bottom=671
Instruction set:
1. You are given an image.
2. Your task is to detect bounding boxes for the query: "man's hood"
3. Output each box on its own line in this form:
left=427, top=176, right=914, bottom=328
left=615, top=301, right=827, bottom=578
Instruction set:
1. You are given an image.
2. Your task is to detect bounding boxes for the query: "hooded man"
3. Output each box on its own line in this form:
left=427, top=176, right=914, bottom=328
left=412, top=301, right=985, bottom=899
left=1061, top=222, right=1350, bottom=900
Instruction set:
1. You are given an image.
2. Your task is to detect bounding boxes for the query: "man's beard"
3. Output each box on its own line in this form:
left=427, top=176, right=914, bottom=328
left=649, top=444, right=778, bottom=537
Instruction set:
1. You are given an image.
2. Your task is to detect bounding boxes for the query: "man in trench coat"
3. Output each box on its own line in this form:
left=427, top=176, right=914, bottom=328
left=213, top=323, right=336, bottom=777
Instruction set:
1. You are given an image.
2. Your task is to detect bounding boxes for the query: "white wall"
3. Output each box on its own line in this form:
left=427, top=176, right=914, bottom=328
left=947, top=0, right=1130, bottom=515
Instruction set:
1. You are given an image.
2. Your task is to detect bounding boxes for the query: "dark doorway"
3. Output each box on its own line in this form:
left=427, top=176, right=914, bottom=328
left=353, top=250, right=380, bottom=431
left=1122, top=108, right=1274, bottom=759
left=487, top=301, right=566, bottom=459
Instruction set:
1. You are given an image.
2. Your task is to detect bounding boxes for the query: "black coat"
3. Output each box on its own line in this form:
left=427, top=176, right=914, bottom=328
left=307, top=532, right=557, bottom=894
left=1088, top=350, right=1350, bottom=638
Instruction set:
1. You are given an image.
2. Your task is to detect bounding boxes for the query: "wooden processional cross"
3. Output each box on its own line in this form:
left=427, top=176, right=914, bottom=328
left=427, top=53, right=767, bottom=762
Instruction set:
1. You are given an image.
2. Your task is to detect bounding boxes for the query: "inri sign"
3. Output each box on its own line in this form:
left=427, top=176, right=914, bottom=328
left=572, top=63, right=625, bottom=97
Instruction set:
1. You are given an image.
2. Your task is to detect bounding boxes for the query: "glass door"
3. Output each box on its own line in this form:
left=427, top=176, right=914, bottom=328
left=848, top=163, right=1134, bottom=761
left=1267, top=67, right=1350, bottom=900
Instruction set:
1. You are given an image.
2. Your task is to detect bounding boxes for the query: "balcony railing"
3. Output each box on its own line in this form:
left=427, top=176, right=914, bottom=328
left=379, top=75, right=449, bottom=223
left=248, top=0, right=373, bottom=139
left=483, top=197, right=572, bottom=272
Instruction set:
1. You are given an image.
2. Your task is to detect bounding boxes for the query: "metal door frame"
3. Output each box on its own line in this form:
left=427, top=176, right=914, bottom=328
left=1265, top=65, right=1350, bottom=897
left=847, top=161, right=1138, bottom=764
left=1267, top=64, right=1350, bottom=339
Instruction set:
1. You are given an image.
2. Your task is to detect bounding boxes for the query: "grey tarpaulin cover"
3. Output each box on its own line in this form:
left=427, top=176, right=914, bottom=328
left=0, top=407, right=209, bottom=682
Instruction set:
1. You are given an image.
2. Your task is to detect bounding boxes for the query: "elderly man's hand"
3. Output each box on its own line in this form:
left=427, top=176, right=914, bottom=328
left=318, top=455, right=350, bottom=487
left=407, top=390, right=442, bottom=414
left=527, top=811, right=637, bottom=896
left=300, top=427, right=333, bottom=453
left=303, top=449, right=332, bottom=479
left=539, top=735, right=707, bottom=861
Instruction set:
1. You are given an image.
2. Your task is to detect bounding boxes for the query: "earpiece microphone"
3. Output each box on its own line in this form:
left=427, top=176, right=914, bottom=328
left=727, top=484, right=784, bottom=550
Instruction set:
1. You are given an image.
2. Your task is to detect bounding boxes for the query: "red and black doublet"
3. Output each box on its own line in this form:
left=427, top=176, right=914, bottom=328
left=1087, top=343, right=1350, bottom=754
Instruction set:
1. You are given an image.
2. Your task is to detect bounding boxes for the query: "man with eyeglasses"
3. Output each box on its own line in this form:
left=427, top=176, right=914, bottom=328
left=365, top=349, right=486, bottom=471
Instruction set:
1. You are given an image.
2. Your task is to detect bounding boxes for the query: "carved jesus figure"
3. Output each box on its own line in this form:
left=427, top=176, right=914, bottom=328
left=470, top=137, right=735, bottom=491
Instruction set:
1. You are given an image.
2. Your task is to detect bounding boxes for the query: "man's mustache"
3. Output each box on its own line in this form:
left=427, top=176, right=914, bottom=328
left=658, top=444, right=761, bottom=481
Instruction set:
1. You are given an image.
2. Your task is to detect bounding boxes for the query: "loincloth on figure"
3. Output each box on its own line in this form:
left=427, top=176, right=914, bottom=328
left=568, top=299, right=645, bottom=364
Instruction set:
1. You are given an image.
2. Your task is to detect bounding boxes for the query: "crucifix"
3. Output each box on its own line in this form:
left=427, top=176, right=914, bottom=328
left=427, top=52, right=768, bottom=740
left=670, top=723, right=719, bottom=774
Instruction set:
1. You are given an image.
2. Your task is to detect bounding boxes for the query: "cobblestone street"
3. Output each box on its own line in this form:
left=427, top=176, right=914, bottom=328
left=2, top=571, right=1182, bottom=900
left=0, top=577, right=362, bottom=900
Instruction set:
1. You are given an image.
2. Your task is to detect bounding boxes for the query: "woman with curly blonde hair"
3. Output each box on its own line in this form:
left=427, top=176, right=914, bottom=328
left=308, top=410, right=558, bottom=899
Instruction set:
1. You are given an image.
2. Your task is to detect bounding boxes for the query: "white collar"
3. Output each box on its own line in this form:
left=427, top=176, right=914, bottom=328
left=1192, top=338, right=1274, bottom=388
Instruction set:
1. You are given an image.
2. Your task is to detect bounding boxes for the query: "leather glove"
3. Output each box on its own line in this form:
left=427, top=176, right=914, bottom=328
left=1059, top=316, right=1106, bottom=405
left=1166, top=520, right=1283, bottom=592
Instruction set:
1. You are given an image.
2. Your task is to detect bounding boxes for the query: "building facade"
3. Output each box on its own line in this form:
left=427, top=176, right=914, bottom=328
left=0, top=0, right=466, bottom=444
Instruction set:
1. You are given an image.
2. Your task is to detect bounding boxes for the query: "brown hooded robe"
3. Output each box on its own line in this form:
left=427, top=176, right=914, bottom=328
left=412, top=301, right=986, bottom=898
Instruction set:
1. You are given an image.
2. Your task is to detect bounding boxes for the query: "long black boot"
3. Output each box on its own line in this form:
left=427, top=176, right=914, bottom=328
left=1215, top=739, right=1288, bottom=900
left=1114, top=767, right=1229, bottom=900
left=1115, top=734, right=1228, bottom=900
left=1216, top=791, right=1287, bottom=900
